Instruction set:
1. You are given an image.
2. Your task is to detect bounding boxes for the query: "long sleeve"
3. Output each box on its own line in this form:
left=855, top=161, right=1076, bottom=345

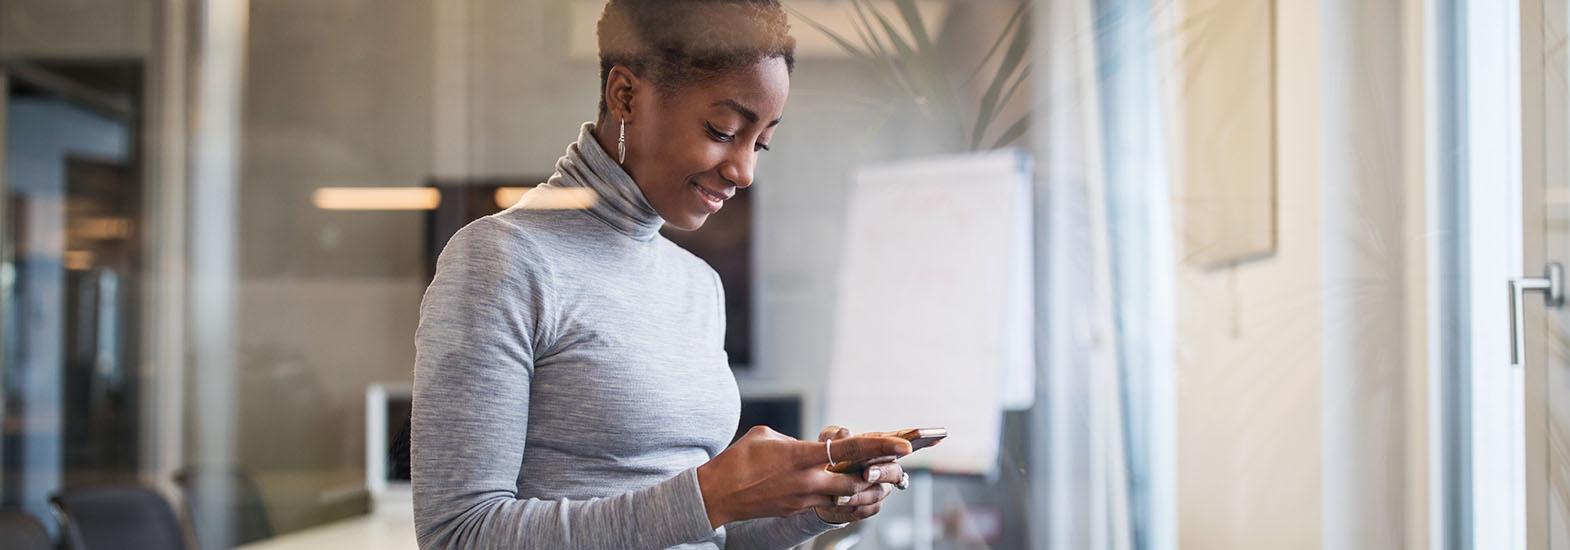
left=722, top=512, right=844, bottom=550
left=411, top=217, right=718, bottom=549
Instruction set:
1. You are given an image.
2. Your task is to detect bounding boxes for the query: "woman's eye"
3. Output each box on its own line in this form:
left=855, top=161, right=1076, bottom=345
left=705, top=124, right=735, bottom=143
left=706, top=123, right=768, bottom=152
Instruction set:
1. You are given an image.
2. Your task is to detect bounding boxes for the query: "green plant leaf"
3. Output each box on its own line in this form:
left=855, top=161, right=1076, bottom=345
left=847, top=13, right=880, bottom=61
left=866, top=2, right=917, bottom=60
left=847, top=14, right=916, bottom=99
left=849, top=13, right=882, bottom=56
left=850, top=0, right=895, bottom=59
left=870, top=0, right=963, bottom=134
left=844, top=16, right=916, bottom=97
left=793, top=0, right=1035, bottom=152
left=972, top=18, right=1032, bottom=149
left=862, top=0, right=954, bottom=119
left=786, top=5, right=872, bottom=61
left=990, top=114, right=1030, bottom=149
left=963, top=1, right=1031, bottom=87
left=849, top=0, right=924, bottom=101
left=993, top=65, right=1031, bottom=120
left=891, top=0, right=934, bottom=55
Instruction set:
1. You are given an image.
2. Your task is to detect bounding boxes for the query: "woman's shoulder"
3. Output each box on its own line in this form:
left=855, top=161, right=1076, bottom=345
left=436, top=214, right=561, bottom=280
left=444, top=214, right=540, bottom=256
left=448, top=208, right=587, bottom=253
left=489, top=205, right=597, bottom=243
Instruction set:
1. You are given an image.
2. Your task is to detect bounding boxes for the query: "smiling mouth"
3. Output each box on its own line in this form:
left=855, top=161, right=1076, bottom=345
left=695, top=184, right=728, bottom=202
left=691, top=180, right=730, bottom=212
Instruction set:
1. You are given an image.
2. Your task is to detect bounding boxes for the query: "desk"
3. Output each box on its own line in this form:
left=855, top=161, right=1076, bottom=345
left=238, top=499, right=416, bottom=550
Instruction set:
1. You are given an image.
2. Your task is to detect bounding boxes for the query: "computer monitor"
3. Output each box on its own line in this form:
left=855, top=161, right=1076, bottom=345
left=365, top=383, right=412, bottom=500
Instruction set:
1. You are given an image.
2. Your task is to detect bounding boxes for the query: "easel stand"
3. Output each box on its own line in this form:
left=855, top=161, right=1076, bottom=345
left=911, top=469, right=934, bottom=550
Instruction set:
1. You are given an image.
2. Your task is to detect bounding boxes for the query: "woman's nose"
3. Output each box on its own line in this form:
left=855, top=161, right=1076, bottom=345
left=719, top=152, right=756, bottom=189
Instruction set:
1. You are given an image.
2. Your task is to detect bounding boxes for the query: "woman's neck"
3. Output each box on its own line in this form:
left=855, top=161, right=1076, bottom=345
left=547, top=120, right=664, bottom=241
left=590, top=116, right=656, bottom=214
left=591, top=117, right=624, bottom=169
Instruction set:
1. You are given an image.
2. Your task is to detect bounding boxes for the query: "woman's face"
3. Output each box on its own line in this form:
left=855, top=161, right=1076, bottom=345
left=606, top=57, right=790, bottom=231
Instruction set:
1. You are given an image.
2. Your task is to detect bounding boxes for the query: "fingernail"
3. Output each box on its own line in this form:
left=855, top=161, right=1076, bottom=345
left=867, top=468, right=882, bottom=483
left=836, top=496, right=852, bottom=505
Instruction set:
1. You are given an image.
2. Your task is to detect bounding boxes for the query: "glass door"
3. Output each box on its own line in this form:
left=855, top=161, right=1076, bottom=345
left=0, top=60, right=145, bottom=529
left=1525, top=0, right=1570, bottom=547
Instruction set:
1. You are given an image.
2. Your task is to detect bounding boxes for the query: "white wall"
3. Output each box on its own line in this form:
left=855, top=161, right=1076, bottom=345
left=1173, top=0, right=1324, bottom=547
left=1173, top=1, right=1435, bottom=548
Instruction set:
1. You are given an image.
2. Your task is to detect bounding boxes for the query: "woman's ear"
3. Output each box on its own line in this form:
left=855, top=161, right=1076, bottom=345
left=604, top=65, right=640, bottom=124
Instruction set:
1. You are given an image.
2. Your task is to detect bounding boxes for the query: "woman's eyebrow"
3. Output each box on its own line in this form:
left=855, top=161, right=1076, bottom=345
left=711, top=98, right=782, bottom=127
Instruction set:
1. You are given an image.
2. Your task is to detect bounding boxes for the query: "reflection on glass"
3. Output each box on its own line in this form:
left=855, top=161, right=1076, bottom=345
left=1, top=60, right=143, bottom=532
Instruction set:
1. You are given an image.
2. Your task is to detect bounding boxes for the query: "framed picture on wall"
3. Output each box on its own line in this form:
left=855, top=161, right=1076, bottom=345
left=1176, top=0, right=1278, bottom=267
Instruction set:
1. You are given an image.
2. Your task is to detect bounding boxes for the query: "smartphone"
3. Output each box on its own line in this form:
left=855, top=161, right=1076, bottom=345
left=826, top=427, right=947, bottom=474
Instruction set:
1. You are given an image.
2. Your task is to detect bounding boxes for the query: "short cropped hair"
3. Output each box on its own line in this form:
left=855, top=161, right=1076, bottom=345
left=596, top=0, right=797, bottom=121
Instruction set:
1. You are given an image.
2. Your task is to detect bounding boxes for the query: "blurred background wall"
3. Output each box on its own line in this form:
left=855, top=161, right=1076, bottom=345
left=0, top=0, right=1467, bottom=548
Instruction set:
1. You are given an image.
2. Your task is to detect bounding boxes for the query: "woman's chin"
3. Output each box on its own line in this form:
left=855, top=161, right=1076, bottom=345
left=666, top=213, right=710, bottom=232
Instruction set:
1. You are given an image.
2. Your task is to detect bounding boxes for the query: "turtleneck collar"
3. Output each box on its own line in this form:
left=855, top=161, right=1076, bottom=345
left=537, top=121, right=665, bottom=241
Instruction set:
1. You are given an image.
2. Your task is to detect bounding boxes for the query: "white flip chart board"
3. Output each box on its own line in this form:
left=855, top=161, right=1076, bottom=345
left=824, top=149, right=1034, bottom=475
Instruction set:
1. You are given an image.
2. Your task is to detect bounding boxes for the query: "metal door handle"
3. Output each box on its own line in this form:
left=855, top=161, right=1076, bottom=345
left=1511, top=262, right=1564, bottom=367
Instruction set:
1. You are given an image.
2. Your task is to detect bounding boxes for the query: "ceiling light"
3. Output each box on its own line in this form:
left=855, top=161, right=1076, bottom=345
left=312, top=187, right=441, bottom=211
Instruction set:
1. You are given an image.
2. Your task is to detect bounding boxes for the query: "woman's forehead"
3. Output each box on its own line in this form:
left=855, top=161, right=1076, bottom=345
left=684, top=59, right=790, bottom=120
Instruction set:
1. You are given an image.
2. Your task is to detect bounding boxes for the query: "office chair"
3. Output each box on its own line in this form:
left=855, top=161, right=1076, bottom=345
left=0, top=508, right=52, bottom=550
left=174, top=465, right=274, bottom=547
left=51, top=484, right=188, bottom=550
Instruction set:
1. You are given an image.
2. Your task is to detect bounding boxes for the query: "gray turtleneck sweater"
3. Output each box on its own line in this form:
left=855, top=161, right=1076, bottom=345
left=411, top=121, right=839, bottom=549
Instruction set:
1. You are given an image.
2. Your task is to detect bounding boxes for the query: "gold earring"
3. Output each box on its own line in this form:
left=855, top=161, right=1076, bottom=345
left=618, top=119, right=627, bottom=164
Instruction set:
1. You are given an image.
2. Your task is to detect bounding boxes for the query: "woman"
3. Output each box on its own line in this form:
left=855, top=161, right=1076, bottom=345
left=411, top=1, right=913, bottom=548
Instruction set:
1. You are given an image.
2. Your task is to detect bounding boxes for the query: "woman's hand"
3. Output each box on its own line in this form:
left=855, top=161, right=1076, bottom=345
left=812, top=425, right=907, bottom=524
left=696, top=425, right=911, bottom=528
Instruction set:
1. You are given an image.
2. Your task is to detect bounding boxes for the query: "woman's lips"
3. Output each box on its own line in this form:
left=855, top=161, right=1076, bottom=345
left=692, top=181, right=726, bottom=213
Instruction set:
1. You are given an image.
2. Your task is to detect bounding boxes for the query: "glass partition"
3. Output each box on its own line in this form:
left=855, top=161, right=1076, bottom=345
left=0, top=1, right=1473, bottom=549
